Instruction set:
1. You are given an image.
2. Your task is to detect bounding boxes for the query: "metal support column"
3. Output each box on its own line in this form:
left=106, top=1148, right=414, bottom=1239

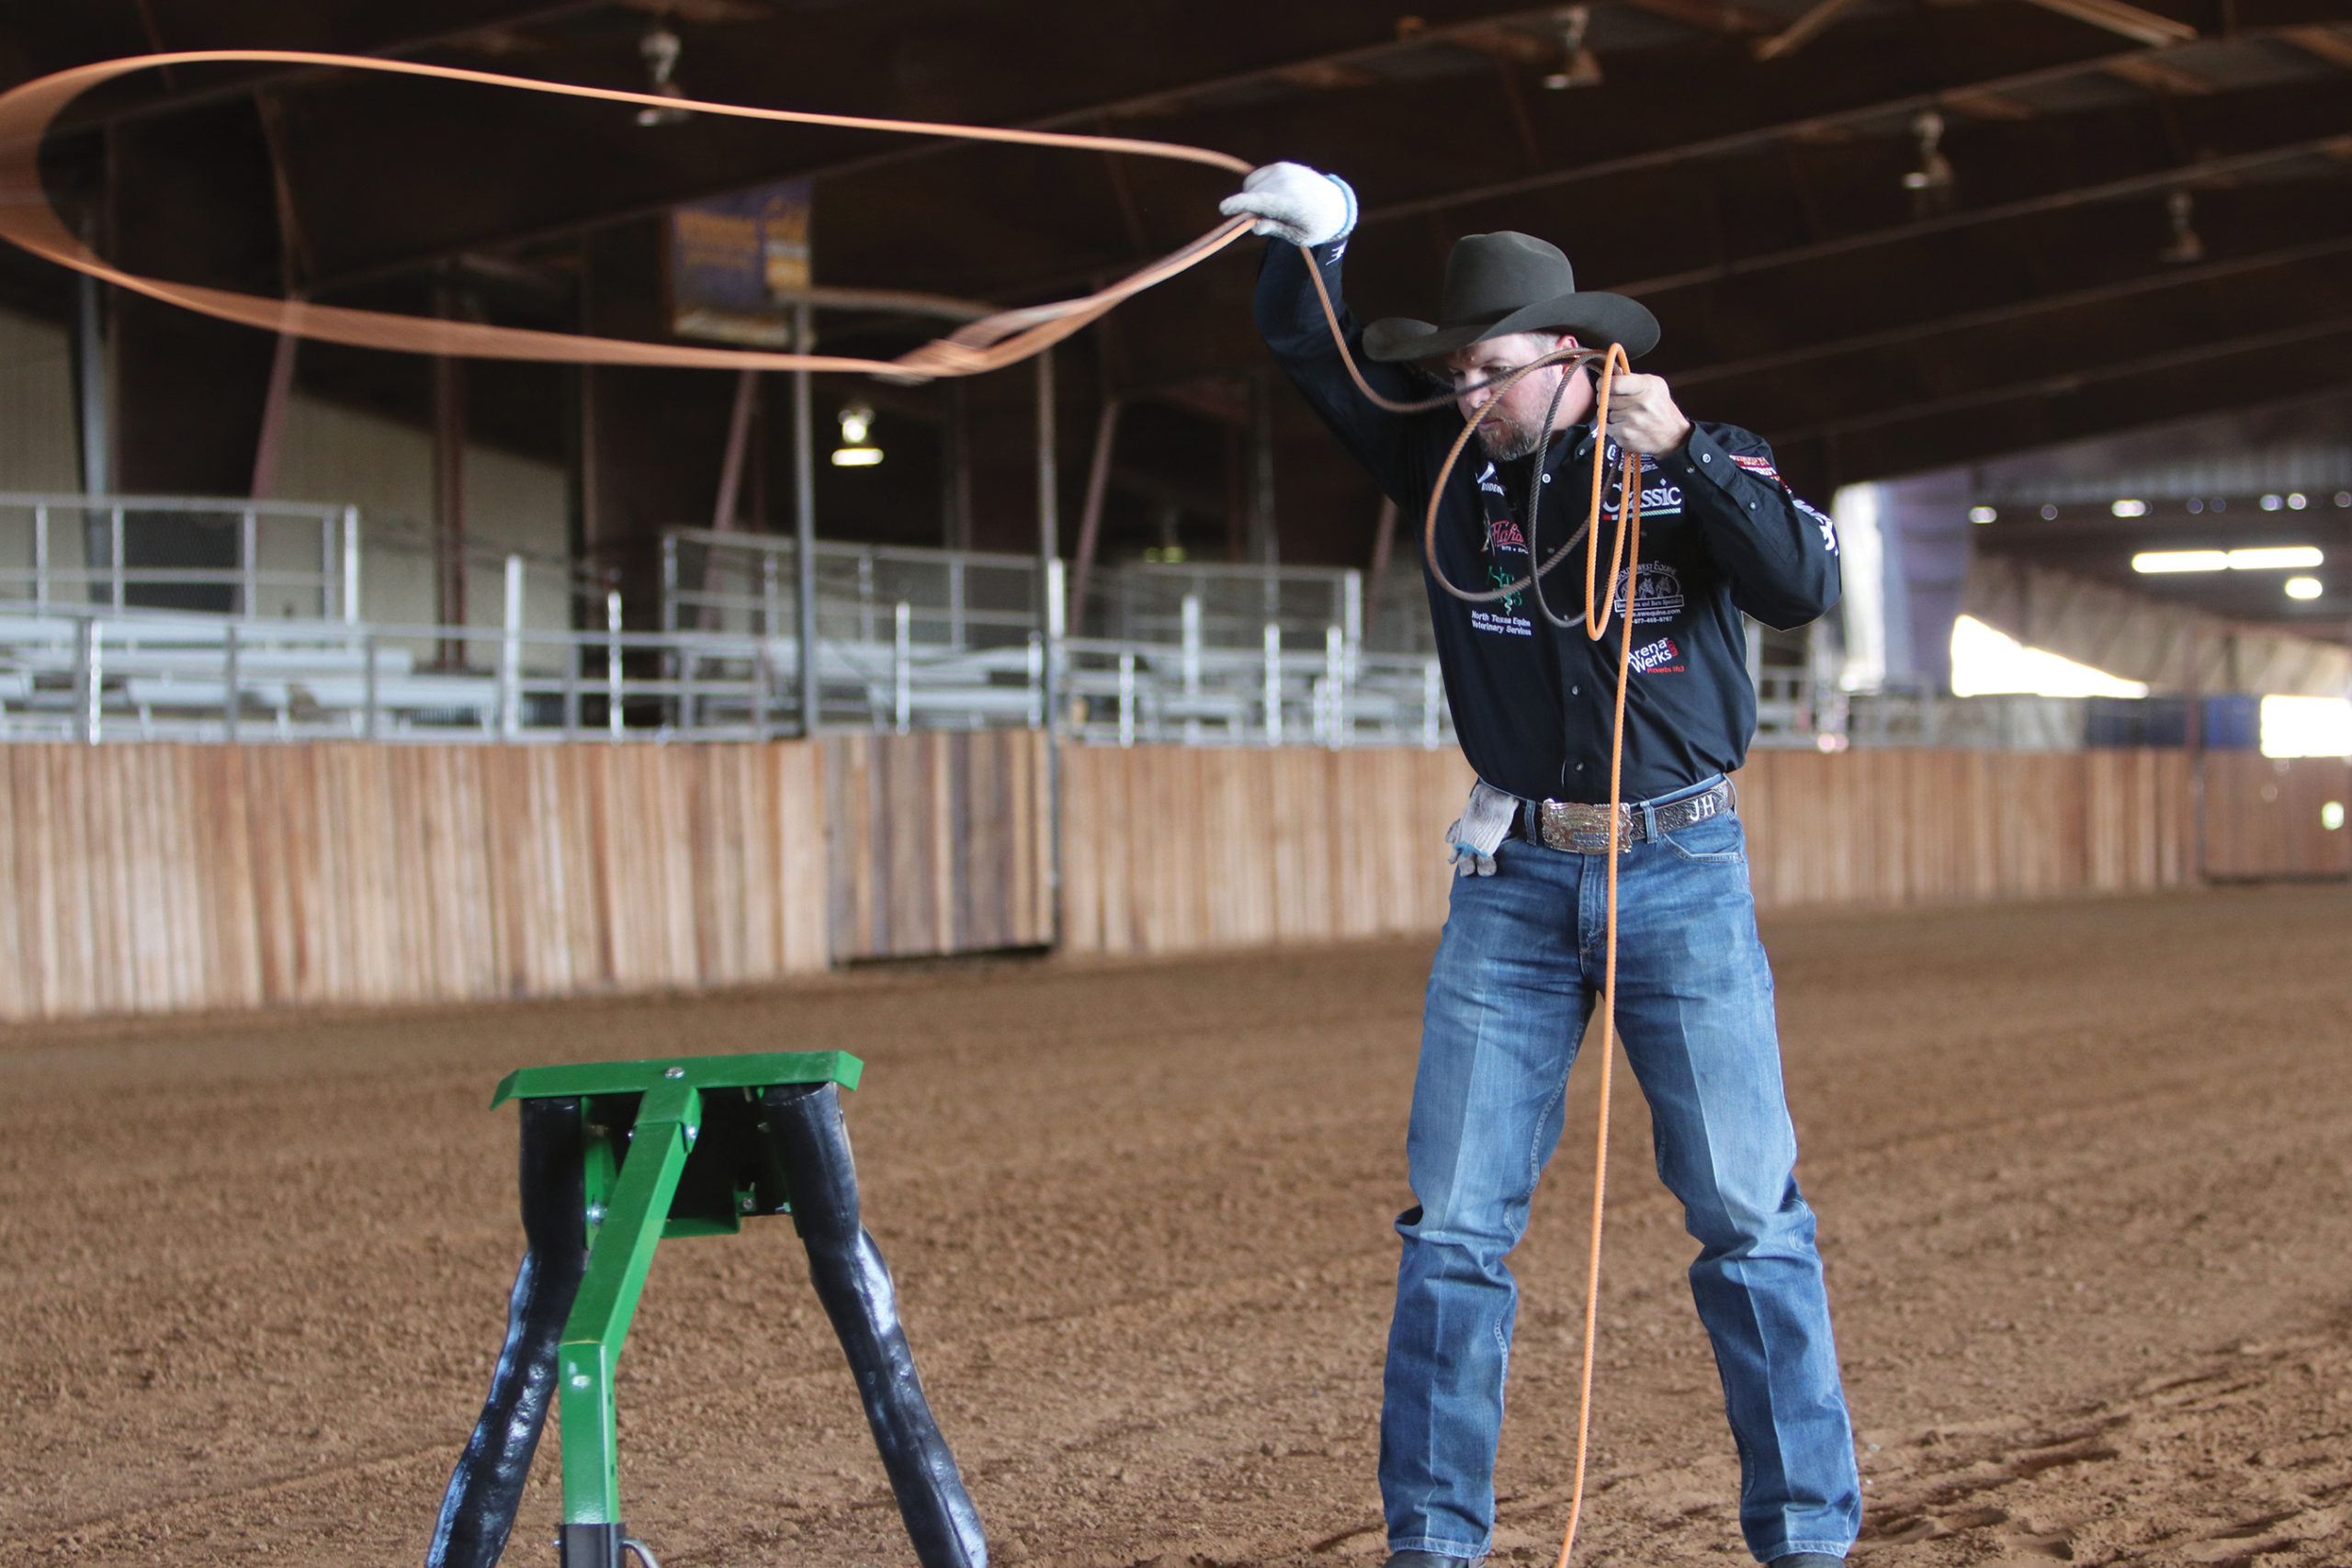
left=1250, top=369, right=1277, bottom=572
left=703, top=368, right=759, bottom=629
left=1068, top=398, right=1120, bottom=637
left=432, top=286, right=468, bottom=667
left=72, top=218, right=110, bottom=602
left=1036, top=350, right=1064, bottom=943
left=793, top=302, right=820, bottom=738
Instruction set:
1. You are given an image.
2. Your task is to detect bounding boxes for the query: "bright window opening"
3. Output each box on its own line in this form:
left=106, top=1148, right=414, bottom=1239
left=2260, top=696, right=2352, bottom=759
left=1949, top=616, right=2150, bottom=698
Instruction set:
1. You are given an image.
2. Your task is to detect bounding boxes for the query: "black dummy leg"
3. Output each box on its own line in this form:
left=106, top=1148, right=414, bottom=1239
left=761, top=1082, right=989, bottom=1568
left=426, top=1097, right=589, bottom=1568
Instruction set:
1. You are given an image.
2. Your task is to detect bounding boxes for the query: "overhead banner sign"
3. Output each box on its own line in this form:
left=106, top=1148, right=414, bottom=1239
left=668, top=177, right=811, bottom=347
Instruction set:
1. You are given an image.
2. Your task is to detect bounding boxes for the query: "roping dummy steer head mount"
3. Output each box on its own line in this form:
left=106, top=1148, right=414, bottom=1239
left=424, top=1052, right=988, bottom=1568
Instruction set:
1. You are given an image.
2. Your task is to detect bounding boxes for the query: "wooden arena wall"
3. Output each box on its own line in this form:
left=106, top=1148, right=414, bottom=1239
left=0, top=740, right=2341, bottom=1018
left=1056, top=746, right=2228, bottom=954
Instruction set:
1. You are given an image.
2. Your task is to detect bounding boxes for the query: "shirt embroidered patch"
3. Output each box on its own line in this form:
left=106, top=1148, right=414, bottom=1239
left=1729, top=454, right=1780, bottom=479
left=1795, top=498, right=1838, bottom=553
left=1630, top=637, right=1684, bottom=673
left=1613, top=560, right=1686, bottom=626
left=1470, top=609, right=1532, bottom=637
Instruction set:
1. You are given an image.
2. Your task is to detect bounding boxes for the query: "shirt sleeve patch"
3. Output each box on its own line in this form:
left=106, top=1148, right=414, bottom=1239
left=1728, top=454, right=1780, bottom=479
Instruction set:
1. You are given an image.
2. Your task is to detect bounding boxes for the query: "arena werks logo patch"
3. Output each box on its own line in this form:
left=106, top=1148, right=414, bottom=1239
left=1630, top=637, right=1683, bottom=673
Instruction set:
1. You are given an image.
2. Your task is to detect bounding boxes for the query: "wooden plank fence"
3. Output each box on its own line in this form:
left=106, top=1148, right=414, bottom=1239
left=0, top=742, right=828, bottom=1020
left=0, top=740, right=2338, bottom=1021
left=1059, top=744, right=1473, bottom=955
left=2203, top=752, right=2352, bottom=880
left=826, top=729, right=1051, bottom=960
left=1733, top=748, right=2197, bottom=907
left=1057, top=746, right=2210, bottom=957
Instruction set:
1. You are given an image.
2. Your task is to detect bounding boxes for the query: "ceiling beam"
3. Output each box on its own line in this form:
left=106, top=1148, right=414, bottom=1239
left=1619, top=0, right=1779, bottom=35
left=42, top=3, right=616, bottom=133
left=1765, top=312, right=2352, bottom=446
left=1612, top=132, right=2352, bottom=299
left=2023, top=0, right=2199, bottom=48
left=1361, top=28, right=2318, bottom=225
left=1754, top=0, right=1869, bottom=62
left=288, top=1, right=1584, bottom=292
left=1669, top=230, right=2352, bottom=389
left=2283, top=23, right=2352, bottom=68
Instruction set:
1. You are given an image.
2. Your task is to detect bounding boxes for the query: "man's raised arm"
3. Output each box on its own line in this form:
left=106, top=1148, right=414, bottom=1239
left=1228, top=163, right=1423, bottom=506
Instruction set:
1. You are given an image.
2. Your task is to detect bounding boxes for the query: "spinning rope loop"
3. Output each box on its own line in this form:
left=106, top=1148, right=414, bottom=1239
left=1302, top=253, right=1641, bottom=1568
left=0, top=51, right=1258, bottom=378
left=0, top=51, right=1641, bottom=1568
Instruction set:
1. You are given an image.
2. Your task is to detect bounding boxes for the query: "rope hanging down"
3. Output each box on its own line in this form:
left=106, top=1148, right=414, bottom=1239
left=0, top=51, right=1257, bottom=378
left=1302, top=259, right=1643, bottom=1568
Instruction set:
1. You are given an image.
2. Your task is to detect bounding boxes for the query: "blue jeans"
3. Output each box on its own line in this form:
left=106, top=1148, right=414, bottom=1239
left=1381, top=795, right=1860, bottom=1564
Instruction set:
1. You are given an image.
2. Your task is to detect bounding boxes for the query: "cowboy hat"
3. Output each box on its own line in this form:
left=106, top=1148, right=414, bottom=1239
left=1362, top=231, right=1659, bottom=363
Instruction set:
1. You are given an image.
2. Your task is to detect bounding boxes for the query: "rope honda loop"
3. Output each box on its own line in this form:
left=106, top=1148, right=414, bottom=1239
left=1304, top=252, right=1643, bottom=1568
left=0, top=51, right=1257, bottom=378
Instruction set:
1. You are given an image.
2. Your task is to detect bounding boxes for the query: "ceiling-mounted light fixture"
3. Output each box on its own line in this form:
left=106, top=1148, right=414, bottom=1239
left=635, top=22, right=692, bottom=127
left=1543, top=6, right=1602, bottom=89
left=1901, top=110, right=1953, bottom=209
left=2159, top=188, right=2204, bottom=265
left=2132, top=546, right=2324, bottom=574
left=832, top=402, right=882, bottom=468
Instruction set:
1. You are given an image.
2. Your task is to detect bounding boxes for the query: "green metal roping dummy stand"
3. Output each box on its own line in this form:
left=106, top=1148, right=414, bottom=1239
left=424, top=1052, right=988, bottom=1568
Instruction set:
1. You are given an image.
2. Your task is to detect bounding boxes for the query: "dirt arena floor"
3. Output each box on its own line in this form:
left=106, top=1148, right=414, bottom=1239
left=7, top=883, right=2352, bottom=1568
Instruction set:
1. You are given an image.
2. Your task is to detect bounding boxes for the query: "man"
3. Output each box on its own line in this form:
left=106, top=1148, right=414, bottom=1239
left=1220, top=163, right=1857, bottom=1568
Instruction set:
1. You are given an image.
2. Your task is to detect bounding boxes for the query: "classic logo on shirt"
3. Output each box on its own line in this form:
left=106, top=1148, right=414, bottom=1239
left=1630, top=637, right=1684, bottom=673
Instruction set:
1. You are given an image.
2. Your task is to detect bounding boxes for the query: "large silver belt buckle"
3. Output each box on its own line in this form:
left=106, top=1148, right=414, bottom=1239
left=1543, top=800, right=1632, bottom=854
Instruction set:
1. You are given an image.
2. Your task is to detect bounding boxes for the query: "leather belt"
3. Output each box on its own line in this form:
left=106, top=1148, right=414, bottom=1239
left=1520, top=779, right=1733, bottom=855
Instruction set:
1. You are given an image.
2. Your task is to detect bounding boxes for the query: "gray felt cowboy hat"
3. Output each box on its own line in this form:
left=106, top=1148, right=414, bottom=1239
left=1362, top=231, right=1659, bottom=363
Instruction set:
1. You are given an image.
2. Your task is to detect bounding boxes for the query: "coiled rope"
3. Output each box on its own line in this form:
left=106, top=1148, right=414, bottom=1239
left=1301, top=247, right=1640, bottom=1568
left=0, top=52, right=1634, bottom=1568
left=0, top=51, right=1256, bottom=378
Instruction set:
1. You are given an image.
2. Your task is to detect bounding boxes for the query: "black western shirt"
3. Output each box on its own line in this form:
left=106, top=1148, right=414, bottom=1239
left=1255, top=238, right=1842, bottom=806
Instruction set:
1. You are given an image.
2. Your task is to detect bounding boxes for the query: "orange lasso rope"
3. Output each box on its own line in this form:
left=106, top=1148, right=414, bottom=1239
left=1303, top=244, right=1641, bottom=1568
left=0, top=51, right=1258, bottom=377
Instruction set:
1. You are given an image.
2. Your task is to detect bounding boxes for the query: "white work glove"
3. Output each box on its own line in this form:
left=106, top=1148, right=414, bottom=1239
left=1218, top=162, right=1358, bottom=248
left=1444, top=779, right=1519, bottom=878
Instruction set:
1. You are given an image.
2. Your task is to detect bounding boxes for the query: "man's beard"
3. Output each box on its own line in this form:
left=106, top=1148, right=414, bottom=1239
left=1475, top=415, right=1548, bottom=462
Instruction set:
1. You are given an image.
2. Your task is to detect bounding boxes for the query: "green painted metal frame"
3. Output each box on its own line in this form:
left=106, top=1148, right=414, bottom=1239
left=490, top=1051, right=862, bottom=1529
